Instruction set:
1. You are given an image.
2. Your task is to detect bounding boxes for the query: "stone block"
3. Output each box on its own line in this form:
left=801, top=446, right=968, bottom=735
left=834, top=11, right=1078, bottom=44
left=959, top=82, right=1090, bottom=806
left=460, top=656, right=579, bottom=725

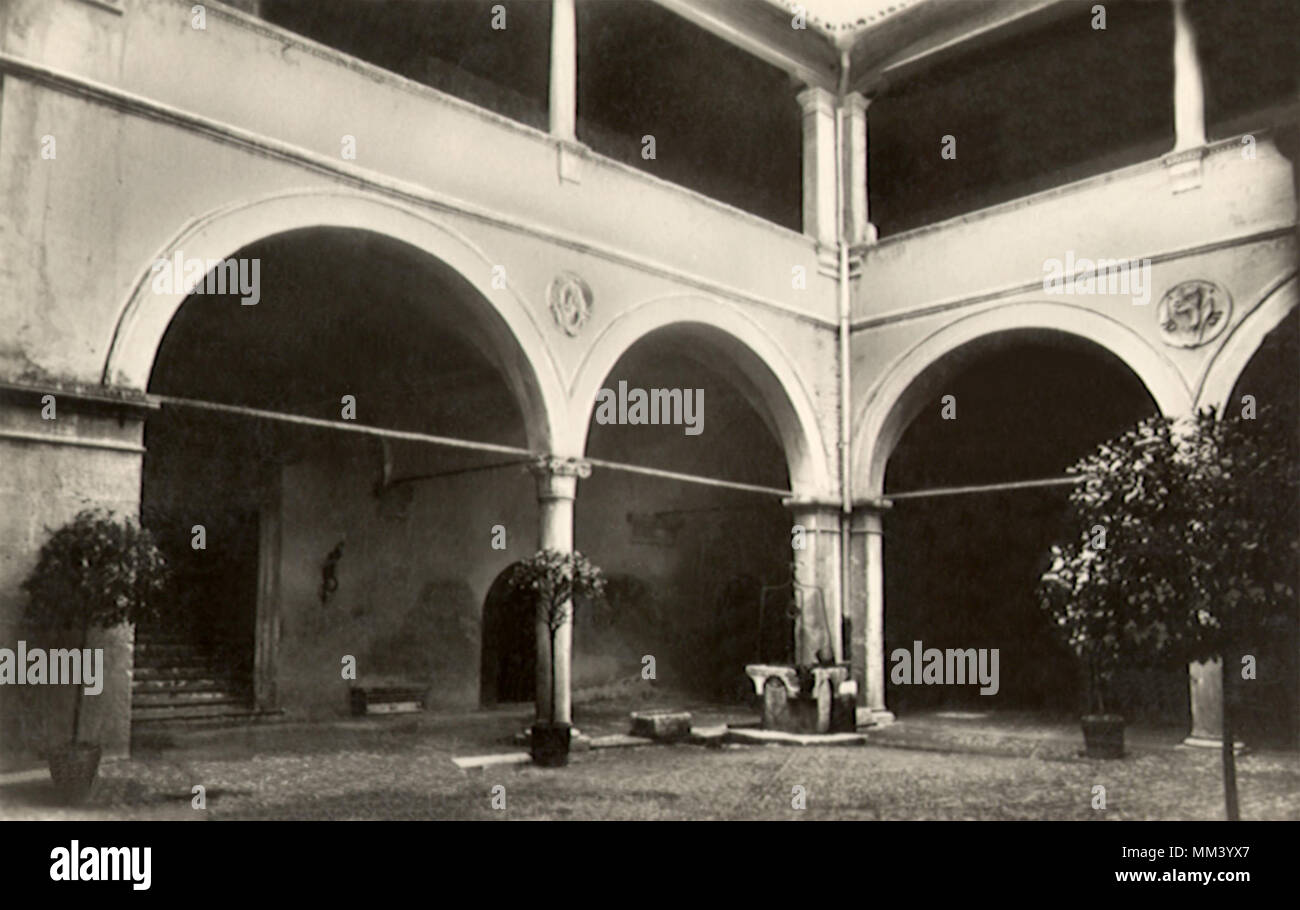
left=629, top=709, right=692, bottom=742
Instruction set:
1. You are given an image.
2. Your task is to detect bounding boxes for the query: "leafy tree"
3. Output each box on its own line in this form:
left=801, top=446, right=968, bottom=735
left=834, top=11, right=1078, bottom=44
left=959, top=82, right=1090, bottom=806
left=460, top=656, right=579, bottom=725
left=1040, top=407, right=1298, bottom=819
left=22, top=509, right=171, bottom=743
left=507, top=549, right=606, bottom=725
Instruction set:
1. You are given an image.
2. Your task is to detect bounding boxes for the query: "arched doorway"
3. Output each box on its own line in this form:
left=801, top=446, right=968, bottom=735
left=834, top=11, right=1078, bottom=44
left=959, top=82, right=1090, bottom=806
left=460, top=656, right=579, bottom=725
left=479, top=562, right=536, bottom=706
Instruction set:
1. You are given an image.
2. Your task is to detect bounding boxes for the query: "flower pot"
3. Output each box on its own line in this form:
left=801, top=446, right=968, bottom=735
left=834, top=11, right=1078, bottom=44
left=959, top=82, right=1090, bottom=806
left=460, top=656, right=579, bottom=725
left=530, top=722, right=571, bottom=767
left=1081, top=714, right=1125, bottom=759
left=48, top=743, right=101, bottom=804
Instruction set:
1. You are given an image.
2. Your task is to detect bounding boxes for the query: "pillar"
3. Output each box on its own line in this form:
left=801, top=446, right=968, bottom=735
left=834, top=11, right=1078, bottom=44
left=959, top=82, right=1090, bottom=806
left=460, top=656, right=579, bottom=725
left=783, top=499, right=844, bottom=666
left=850, top=502, right=894, bottom=726
left=529, top=455, right=589, bottom=726
left=1165, top=0, right=1207, bottom=191
left=1171, top=0, right=1206, bottom=153
left=549, top=0, right=577, bottom=142
left=841, top=92, right=877, bottom=245
left=1184, top=658, right=1225, bottom=746
left=797, top=86, right=839, bottom=250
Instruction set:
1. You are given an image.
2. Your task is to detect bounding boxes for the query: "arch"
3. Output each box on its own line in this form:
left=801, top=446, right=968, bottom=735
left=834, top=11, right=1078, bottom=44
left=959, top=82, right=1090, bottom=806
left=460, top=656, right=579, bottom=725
left=567, top=294, right=833, bottom=495
left=479, top=561, right=535, bottom=706
left=854, top=301, right=1192, bottom=496
left=103, top=188, right=566, bottom=451
left=1198, top=273, right=1298, bottom=412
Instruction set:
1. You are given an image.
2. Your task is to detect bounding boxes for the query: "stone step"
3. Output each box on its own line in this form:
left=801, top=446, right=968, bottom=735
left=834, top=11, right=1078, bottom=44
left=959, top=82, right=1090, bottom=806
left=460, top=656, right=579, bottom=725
left=132, top=664, right=240, bottom=681
left=132, top=676, right=243, bottom=694
left=132, top=689, right=250, bottom=708
left=131, top=702, right=260, bottom=723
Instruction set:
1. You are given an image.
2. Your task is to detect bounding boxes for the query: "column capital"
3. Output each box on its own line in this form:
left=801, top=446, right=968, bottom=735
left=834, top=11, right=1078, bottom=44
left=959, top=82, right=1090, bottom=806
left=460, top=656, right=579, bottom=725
left=781, top=497, right=844, bottom=529
left=530, top=455, right=590, bottom=500
left=796, top=85, right=837, bottom=118
left=850, top=498, right=892, bottom=534
left=842, top=91, right=871, bottom=116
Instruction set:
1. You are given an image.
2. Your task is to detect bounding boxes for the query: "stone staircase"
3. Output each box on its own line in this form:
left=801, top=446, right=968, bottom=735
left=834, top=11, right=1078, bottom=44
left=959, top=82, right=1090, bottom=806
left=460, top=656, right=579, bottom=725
left=132, top=628, right=258, bottom=726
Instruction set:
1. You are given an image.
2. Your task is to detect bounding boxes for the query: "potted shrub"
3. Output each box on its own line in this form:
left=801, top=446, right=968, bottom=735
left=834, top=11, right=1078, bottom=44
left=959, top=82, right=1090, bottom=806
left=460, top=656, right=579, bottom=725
left=21, top=509, right=170, bottom=803
left=508, top=549, right=605, bottom=767
left=1039, top=540, right=1127, bottom=758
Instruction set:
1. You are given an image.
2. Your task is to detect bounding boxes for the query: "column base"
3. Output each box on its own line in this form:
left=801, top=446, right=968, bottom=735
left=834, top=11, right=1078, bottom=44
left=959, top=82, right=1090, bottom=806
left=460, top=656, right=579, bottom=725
left=1180, top=735, right=1246, bottom=754
left=856, top=708, right=895, bottom=728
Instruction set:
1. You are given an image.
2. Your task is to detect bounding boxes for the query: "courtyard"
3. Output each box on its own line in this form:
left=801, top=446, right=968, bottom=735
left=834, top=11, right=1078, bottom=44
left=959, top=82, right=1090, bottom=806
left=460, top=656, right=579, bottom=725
left=2, top=704, right=1298, bottom=821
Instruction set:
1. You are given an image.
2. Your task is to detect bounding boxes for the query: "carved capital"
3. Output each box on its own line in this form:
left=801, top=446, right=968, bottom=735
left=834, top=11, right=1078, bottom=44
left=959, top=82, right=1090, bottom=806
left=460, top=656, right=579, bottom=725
left=530, top=455, right=591, bottom=500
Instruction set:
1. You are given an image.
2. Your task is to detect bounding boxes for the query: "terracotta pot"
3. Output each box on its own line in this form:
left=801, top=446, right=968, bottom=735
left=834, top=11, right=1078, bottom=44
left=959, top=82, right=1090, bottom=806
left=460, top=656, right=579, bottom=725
left=48, top=743, right=101, bottom=804
left=1081, top=714, right=1125, bottom=759
left=530, top=722, right=571, bottom=767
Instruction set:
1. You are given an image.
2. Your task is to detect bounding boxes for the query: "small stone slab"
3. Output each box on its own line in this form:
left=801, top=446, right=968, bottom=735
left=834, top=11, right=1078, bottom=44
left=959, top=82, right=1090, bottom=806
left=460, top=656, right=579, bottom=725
left=452, top=751, right=532, bottom=770
left=630, top=710, right=692, bottom=742
left=724, top=728, right=867, bottom=747
left=689, top=724, right=728, bottom=746
left=589, top=734, right=655, bottom=749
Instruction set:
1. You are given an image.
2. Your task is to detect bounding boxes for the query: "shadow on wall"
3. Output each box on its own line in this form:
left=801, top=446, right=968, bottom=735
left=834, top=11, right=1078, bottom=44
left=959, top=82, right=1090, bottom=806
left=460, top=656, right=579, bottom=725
left=366, top=578, right=480, bottom=710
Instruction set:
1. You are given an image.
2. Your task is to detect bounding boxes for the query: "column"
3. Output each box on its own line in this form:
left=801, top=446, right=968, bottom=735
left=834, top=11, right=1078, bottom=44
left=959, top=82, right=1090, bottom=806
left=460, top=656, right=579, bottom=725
left=1166, top=0, right=1207, bottom=191
left=1184, top=659, right=1224, bottom=746
left=1171, top=0, right=1206, bottom=153
left=797, top=86, right=839, bottom=250
left=529, top=455, right=589, bottom=726
left=549, top=0, right=577, bottom=142
left=850, top=502, right=894, bottom=726
left=783, top=499, right=843, bottom=666
left=841, top=92, right=877, bottom=244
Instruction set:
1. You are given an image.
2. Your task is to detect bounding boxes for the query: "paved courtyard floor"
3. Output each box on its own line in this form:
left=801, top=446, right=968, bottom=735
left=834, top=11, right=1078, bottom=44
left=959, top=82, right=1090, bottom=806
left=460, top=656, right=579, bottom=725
left=2, top=702, right=1298, bottom=820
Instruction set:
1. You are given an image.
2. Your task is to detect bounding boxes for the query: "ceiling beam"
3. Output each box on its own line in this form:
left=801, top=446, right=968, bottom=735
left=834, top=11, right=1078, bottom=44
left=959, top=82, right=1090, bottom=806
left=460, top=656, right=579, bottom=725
left=652, top=0, right=841, bottom=90
left=851, top=0, right=1068, bottom=95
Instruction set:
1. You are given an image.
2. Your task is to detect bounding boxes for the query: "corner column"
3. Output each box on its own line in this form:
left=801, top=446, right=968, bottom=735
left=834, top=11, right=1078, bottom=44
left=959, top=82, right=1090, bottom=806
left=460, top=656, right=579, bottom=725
left=529, top=455, right=589, bottom=726
left=797, top=86, right=839, bottom=251
left=850, top=501, right=894, bottom=725
left=783, top=499, right=844, bottom=666
left=841, top=92, right=877, bottom=244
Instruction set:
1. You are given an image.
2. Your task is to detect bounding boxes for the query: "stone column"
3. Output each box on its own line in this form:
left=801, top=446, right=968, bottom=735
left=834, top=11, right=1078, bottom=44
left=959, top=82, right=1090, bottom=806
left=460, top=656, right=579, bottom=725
left=529, top=455, right=589, bottom=726
left=1165, top=0, right=1207, bottom=191
left=549, top=0, right=577, bottom=142
left=850, top=501, right=894, bottom=726
left=841, top=93, right=877, bottom=245
left=797, top=86, right=839, bottom=250
left=1184, top=658, right=1224, bottom=746
left=783, top=499, right=843, bottom=666
left=1171, top=0, right=1206, bottom=153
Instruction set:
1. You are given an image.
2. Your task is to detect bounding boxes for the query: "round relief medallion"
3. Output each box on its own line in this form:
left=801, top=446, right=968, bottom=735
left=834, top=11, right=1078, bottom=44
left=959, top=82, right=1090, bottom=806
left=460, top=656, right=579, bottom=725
left=548, top=272, right=593, bottom=337
left=1156, top=280, right=1231, bottom=348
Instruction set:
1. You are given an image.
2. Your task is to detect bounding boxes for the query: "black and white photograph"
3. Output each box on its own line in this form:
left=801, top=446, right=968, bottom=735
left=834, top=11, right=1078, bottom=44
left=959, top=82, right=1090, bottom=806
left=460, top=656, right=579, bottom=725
left=0, top=0, right=1297, bottom=892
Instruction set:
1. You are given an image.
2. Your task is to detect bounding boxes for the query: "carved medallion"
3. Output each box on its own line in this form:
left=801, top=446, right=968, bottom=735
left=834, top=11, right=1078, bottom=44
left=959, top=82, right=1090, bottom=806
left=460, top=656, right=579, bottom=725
left=1156, top=280, right=1231, bottom=348
left=548, top=272, right=593, bottom=337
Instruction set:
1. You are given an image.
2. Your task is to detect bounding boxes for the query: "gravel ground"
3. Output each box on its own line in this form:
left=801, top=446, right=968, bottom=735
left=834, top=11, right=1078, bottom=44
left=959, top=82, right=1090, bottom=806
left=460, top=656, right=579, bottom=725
left=3, top=707, right=1298, bottom=820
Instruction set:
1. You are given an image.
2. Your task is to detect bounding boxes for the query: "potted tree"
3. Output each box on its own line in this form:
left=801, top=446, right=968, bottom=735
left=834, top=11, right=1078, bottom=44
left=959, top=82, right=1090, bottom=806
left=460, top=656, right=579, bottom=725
left=1040, top=408, right=1298, bottom=816
left=21, top=509, right=170, bottom=803
left=508, top=549, right=605, bottom=767
left=1039, top=539, right=1128, bottom=758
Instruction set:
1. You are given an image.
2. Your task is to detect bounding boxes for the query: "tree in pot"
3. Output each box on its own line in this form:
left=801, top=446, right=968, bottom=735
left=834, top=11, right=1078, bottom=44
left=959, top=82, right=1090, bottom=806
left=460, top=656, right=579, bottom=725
left=507, top=549, right=605, bottom=767
left=21, top=509, right=170, bottom=803
left=1040, top=408, right=1298, bottom=817
left=1039, top=537, right=1129, bottom=759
